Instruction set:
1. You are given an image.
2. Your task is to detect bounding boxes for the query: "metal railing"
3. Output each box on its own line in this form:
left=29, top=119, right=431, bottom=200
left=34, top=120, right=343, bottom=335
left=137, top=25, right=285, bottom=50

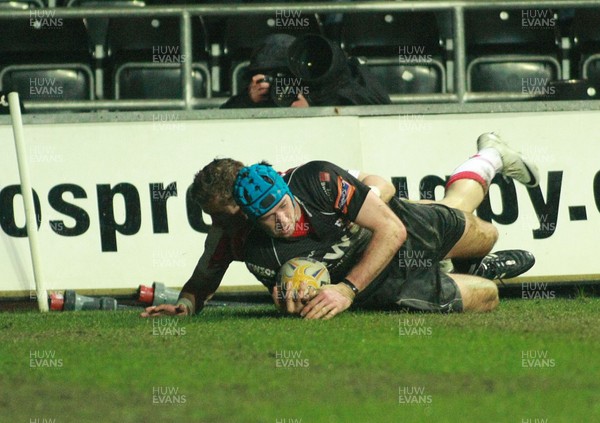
left=1, top=0, right=599, bottom=112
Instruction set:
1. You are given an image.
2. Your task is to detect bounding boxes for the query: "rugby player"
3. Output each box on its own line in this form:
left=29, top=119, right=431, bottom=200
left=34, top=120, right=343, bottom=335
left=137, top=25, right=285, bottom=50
left=140, top=159, right=396, bottom=317
left=141, top=133, right=536, bottom=318
left=231, top=133, right=538, bottom=318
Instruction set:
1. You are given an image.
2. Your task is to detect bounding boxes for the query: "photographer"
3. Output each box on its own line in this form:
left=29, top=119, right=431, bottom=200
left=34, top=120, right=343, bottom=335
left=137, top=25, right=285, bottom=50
left=221, top=33, right=391, bottom=109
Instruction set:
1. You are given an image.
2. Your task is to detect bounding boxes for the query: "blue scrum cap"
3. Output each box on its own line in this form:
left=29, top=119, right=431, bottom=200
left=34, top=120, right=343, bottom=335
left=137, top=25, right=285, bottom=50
left=233, top=163, right=292, bottom=219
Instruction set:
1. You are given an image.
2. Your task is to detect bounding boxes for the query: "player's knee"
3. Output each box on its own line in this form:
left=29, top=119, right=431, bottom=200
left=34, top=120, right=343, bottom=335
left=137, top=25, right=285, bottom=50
left=490, top=225, right=499, bottom=244
left=475, top=282, right=499, bottom=312
left=462, top=278, right=499, bottom=312
left=492, top=225, right=500, bottom=243
left=463, top=213, right=498, bottom=252
left=484, top=221, right=499, bottom=242
left=479, top=221, right=499, bottom=250
left=484, top=283, right=499, bottom=312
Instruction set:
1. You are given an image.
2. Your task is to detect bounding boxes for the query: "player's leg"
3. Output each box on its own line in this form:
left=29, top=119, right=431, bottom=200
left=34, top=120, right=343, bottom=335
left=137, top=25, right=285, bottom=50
left=445, top=211, right=498, bottom=259
left=449, top=273, right=499, bottom=312
left=429, top=133, right=536, bottom=274
left=442, top=209, right=536, bottom=280
left=383, top=201, right=497, bottom=313
left=477, top=132, right=539, bottom=188
left=438, top=179, right=485, bottom=214
left=387, top=265, right=498, bottom=313
left=439, top=133, right=539, bottom=275
left=415, top=179, right=485, bottom=213
left=438, top=132, right=540, bottom=214
left=405, top=194, right=534, bottom=281
left=443, top=209, right=535, bottom=280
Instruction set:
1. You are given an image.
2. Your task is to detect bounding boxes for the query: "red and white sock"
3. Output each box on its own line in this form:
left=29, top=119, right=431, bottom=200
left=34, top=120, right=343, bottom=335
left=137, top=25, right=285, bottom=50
left=446, top=148, right=503, bottom=191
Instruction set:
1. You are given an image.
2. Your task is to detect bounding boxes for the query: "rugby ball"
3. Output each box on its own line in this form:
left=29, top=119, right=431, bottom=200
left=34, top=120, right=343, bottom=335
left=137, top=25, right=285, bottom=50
left=277, top=257, right=330, bottom=297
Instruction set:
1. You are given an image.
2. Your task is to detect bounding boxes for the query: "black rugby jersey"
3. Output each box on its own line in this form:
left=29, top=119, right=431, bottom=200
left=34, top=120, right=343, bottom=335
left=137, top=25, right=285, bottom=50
left=243, top=161, right=381, bottom=291
left=242, top=161, right=469, bottom=312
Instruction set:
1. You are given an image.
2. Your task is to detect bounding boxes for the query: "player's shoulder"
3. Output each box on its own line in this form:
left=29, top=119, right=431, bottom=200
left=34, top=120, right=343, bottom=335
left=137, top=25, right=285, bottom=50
left=286, top=160, right=341, bottom=179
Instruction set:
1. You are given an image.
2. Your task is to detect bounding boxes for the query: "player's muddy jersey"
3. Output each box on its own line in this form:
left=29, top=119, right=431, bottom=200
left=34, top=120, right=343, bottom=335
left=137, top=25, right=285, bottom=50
left=243, top=161, right=380, bottom=290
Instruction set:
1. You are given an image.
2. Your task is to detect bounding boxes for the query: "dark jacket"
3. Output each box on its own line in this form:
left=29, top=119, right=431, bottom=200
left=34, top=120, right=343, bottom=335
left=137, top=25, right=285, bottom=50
left=221, top=35, right=391, bottom=108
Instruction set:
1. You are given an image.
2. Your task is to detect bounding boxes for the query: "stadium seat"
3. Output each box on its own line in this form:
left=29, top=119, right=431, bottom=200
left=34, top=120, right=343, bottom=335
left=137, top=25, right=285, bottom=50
left=67, top=0, right=211, bottom=99
left=340, top=12, right=446, bottom=95
left=106, top=16, right=211, bottom=99
left=0, top=0, right=44, bottom=8
left=115, top=64, right=209, bottom=99
left=66, top=0, right=148, bottom=99
left=223, top=13, right=323, bottom=95
left=585, top=60, right=600, bottom=85
left=364, top=62, right=443, bottom=95
left=572, top=8, right=600, bottom=84
left=1, top=67, right=93, bottom=101
left=465, top=9, right=561, bottom=93
left=66, top=0, right=144, bottom=6
left=0, top=16, right=93, bottom=100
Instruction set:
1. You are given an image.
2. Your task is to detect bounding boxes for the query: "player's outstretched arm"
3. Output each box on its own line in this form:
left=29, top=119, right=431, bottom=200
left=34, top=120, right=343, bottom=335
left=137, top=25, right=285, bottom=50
left=302, top=191, right=406, bottom=320
left=139, top=269, right=222, bottom=317
left=140, top=228, right=227, bottom=318
left=141, top=303, right=189, bottom=317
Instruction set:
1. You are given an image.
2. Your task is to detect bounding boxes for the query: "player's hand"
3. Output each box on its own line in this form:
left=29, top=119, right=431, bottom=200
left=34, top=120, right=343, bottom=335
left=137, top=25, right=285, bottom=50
left=140, top=303, right=189, bottom=318
left=291, top=93, right=309, bottom=108
left=273, top=281, right=318, bottom=315
left=248, top=74, right=270, bottom=103
left=300, top=283, right=355, bottom=320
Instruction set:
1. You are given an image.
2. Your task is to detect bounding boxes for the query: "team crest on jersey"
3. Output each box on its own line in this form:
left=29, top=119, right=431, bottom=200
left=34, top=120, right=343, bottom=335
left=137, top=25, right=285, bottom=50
left=335, top=177, right=355, bottom=214
left=319, top=171, right=330, bottom=182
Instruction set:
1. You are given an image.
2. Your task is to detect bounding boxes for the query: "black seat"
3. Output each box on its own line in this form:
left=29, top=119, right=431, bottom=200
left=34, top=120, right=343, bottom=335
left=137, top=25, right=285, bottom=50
left=365, top=63, right=443, bottom=95
left=116, top=65, right=209, bottom=99
left=572, top=8, right=600, bottom=84
left=0, top=0, right=44, bottom=8
left=106, top=16, right=211, bottom=99
left=466, top=9, right=561, bottom=93
left=0, top=17, right=92, bottom=100
left=2, top=68, right=92, bottom=101
left=340, top=12, right=445, bottom=95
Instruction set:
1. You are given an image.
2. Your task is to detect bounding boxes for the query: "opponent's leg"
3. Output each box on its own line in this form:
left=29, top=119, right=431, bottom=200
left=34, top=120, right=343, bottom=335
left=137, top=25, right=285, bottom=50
left=438, top=179, right=486, bottom=214
left=449, top=273, right=499, bottom=312
left=477, top=132, right=539, bottom=187
left=439, top=132, right=540, bottom=213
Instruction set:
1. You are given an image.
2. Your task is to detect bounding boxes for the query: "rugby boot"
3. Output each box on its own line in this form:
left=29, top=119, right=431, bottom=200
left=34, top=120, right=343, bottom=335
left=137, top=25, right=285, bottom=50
left=473, top=249, right=536, bottom=280
left=477, top=132, right=540, bottom=187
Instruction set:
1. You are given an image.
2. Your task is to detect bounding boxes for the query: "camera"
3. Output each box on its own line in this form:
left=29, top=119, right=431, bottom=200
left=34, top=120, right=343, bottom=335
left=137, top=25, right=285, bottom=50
left=259, top=71, right=307, bottom=107
left=288, top=34, right=343, bottom=84
left=253, top=35, right=349, bottom=107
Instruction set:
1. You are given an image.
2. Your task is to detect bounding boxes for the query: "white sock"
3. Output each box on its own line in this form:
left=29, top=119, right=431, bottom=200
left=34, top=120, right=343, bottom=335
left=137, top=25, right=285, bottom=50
left=446, top=150, right=501, bottom=190
left=476, top=148, right=503, bottom=172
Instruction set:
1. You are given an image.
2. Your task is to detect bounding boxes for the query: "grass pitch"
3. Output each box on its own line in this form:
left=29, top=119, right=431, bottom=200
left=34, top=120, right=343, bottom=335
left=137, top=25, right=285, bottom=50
left=1, top=298, right=599, bottom=423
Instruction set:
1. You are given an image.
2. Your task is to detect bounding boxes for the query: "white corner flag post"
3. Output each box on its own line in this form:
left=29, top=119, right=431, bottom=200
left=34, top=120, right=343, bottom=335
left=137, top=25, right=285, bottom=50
left=8, top=92, right=49, bottom=312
